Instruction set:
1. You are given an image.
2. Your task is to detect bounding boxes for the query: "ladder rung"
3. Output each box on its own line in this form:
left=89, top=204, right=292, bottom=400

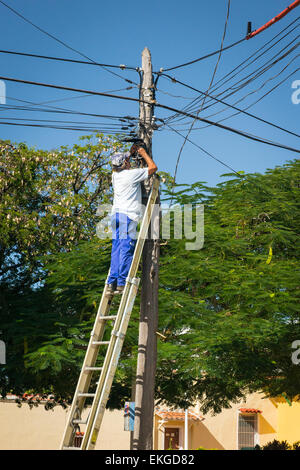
left=92, top=341, right=110, bottom=346
left=77, top=393, right=96, bottom=398
left=63, top=446, right=81, bottom=450
left=99, top=315, right=117, bottom=321
left=84, top=366, right=103, bottom=372
left=72, top=419, right=87, bottom=425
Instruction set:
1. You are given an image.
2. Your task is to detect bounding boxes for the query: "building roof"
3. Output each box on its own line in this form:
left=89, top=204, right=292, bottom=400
left=239, top=408, right=262, bottom=414
left=155, top=408, right=204, bottom=422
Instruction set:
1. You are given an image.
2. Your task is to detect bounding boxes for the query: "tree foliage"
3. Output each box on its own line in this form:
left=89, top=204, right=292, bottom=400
left=0, top=134, right=124, bottom=397
left=1, top=135, right=299, bottom=415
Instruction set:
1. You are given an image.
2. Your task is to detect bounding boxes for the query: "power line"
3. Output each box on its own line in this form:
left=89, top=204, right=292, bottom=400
left=164, top=19, right=299, bottom=124
left=160, top=3, right=300, bottom=74
left=159, top=39, right=245, bottom=73
left=246, top=0, right=300, bottom=39
left=163, top=35, right=300, bottom=125
left=164, top=66, right=299, bottom=134
left=0, top=116, right=135, bottom=128
left=0, top=0, right=139, bottom=86
left=201, top=18, right=300, bottom=104
left=166, top=123, right=242, bottom=176
left=1, top=74, right=299, bottom=154
left=190, top=63, right=300, bottom=132
left=0, top=120, right=130, bottom=133
left=171, top=0, right=232, bottom=186
left=0, top=49, right=137, bottom=73
left=0, top=100, right=138, bottom=122
left=158, top=70, right=300, bottom=138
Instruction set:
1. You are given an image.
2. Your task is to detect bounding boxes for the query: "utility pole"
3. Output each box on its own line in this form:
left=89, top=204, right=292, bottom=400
left=132, top=47, right=160, bottom=450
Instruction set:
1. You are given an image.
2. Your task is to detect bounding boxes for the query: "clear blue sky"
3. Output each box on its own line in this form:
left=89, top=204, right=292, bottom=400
left=0, top=0, right=299, bottom=187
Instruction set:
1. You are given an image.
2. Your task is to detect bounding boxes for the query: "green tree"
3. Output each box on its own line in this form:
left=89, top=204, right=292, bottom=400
left=0, top=134, right=126, bottom=397
left=1, top=149, right=299, bottom=415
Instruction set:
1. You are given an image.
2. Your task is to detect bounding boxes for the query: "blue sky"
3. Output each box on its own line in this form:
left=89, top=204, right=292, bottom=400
left=0, top=0, right=299, bottom=187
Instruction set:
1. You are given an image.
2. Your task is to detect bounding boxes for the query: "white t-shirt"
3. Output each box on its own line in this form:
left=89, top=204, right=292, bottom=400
left=111, top=168, right=149, bottom=222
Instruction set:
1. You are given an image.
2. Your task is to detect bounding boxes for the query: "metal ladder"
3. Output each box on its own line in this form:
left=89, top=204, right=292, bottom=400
left=60, top=176, right=159, bottom=450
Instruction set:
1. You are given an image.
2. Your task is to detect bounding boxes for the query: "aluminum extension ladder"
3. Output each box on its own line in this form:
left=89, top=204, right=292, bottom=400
left=60, top=176, right=159, bottom=450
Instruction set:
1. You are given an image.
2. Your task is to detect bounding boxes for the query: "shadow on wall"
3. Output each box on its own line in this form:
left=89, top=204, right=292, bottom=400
left=192, top=421, right=224, bottom=450
left=259, top=415, right=276, bottom=435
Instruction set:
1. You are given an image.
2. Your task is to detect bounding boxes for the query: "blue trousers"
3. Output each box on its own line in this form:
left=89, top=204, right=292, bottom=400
left=107, top=213, right=137, bottom=286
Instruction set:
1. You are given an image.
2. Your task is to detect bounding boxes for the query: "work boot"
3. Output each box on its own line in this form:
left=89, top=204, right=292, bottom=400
left=105, top=283, right=116, bottom=297
left=114, top=286, right=124, bottom=295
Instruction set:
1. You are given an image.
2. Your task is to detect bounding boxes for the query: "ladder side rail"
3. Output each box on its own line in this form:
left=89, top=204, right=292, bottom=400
left=85, top=279, right=140, bottom=449
left=79, top=276, right=136, bottom=449
left=126, top=176, right=159, bottom=281
left=60, top=284, right=113, bottom=449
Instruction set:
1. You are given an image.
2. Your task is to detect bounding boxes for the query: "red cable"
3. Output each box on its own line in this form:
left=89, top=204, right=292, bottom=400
left=247, top=0, right=300, bottom=39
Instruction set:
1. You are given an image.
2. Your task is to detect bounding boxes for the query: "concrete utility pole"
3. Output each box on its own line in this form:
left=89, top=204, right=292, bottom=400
left=132, top=47, right=160, bottom=450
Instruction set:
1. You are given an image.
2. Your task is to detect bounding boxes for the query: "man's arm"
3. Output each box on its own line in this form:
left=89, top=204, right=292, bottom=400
left=132, top=146, right=158, bottom=176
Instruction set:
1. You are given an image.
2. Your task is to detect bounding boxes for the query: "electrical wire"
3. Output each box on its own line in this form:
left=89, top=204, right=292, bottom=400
left=157, top=68, right=300, bottom=138
left=165, top=123, right=242, bottom=176
left=0, top=49, right=137, bottom=72
left=159, top=38, right=245, bottom=73
left=0, top=120, right=130, bottom=133
left=0, top=75, right=299, bottom=154
left=0, top=100, right=138, bottom=122
left=0, top=0, right=139, bottom=86
left=0, top=116, right=135, bottom=128
left=163, top=41, right=299, bottom=129
left=171, top=0, right=232, bottom=186
left=246, top=0, right=300, bottom=40
left=190, top=63, right=300, bottom=132
left=163, top=18, right=299, bottom=124
left=166, top=66, right=299, bottom=133
left=201, top=39, right=300, bottom=112
left=201, top=18, right=300, bottom=104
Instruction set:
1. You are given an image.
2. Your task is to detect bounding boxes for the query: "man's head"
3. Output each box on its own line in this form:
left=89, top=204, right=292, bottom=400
left=111, top=151, right=131, bottom=171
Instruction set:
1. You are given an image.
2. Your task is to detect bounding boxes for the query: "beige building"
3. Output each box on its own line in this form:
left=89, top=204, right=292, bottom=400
left=1, top=392, right=299, bottom=450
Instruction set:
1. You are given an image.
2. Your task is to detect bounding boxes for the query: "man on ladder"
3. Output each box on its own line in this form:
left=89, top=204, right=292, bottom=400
left=106, top=144, right=158, bottom=296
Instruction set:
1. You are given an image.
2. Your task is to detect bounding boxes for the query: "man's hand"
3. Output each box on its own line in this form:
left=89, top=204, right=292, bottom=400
left=138, top=147, right=158, bottom=176
left=130, top=144, right=139, bottom=155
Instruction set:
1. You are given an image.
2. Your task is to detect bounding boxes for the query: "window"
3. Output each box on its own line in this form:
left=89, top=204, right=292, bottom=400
left=238, top=414, right=257, bottom=450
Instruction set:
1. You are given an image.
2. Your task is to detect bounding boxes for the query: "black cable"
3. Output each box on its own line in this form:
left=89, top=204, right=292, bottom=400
left=162, top=40, right=299, bottom=126
left=165, top=66, right=299, bottom=133
left=1, top=74, right=299, bottom=154
left=159, top=70, right=300, bottom=138
left=202, top=18, right=300, bottom=104
left=166, top=123, right=242, bottom=176
left=190, top=36, right=300, bottom=116
left=192, top=62, right=300, bottom=131
left=164, top=19, right=300, bottom=124
left=0, top=120, right=134, bottom=132
left=0, top=0, right=139, bottom=86
left=159, top=38, right=246, bottom=72
left=0, top=49, right=137, bottom=72
left=1, top=100, right=138, bottom=122
left=0, top=116, right=135, bottom=128
left=171, top=0, right=232, bottom=187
